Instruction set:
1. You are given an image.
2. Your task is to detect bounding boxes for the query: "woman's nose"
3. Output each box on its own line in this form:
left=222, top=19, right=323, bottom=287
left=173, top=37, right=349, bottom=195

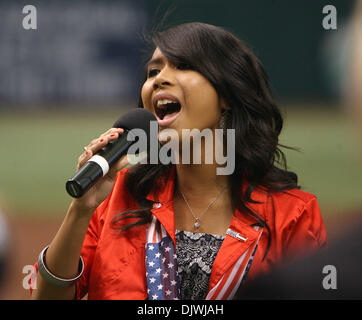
left=153, top=68, right=173, bottom=90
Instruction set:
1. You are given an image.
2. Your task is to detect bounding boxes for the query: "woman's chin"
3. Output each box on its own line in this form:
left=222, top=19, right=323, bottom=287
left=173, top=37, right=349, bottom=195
left=158, top=127, right=180, bottom=144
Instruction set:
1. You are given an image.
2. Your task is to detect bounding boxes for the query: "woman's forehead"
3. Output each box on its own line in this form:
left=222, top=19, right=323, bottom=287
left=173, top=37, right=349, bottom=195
left=147, top=48, right=165, bottom=67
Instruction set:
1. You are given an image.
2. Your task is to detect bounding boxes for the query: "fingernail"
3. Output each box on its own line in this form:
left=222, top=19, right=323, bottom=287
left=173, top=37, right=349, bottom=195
left=100, top=139, right=104, bottom=142
left=110, top=134, right=115, bottom=137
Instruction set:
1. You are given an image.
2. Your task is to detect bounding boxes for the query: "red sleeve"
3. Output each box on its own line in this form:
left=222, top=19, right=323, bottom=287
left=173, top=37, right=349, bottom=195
left=282, top=195, right=328, bottom=260
left=75, top=199, right=108, bottom=300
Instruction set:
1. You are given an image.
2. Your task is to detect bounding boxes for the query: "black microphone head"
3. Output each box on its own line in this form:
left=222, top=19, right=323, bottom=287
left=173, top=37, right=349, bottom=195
left=113, top=108, right=158, bottom=155
left=113, top=108, right=157, bottom=134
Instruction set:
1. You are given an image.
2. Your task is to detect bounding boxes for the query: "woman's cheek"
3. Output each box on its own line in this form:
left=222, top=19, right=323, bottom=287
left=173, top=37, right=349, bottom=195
left=187, top=95, right=221, bottom=129
left=141, top=82, right=153, bottom=110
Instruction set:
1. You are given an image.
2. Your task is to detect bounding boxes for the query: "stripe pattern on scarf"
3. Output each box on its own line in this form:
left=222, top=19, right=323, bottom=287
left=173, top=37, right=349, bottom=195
left=145, top=215, right=180, bottom=300
left=205, top=226, right=263, bottom=300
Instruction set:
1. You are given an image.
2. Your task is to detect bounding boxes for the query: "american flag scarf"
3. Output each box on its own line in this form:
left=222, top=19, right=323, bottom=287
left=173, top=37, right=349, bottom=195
left=146, top=215, right=181, bottom=300
left=145, top=215, right=263, bottom=300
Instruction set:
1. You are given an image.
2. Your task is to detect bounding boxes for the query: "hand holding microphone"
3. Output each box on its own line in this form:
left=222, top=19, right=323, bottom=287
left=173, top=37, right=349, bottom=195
left=71, top=127, right=130, bottom=211
left=66, top=109, right=157, bottom=211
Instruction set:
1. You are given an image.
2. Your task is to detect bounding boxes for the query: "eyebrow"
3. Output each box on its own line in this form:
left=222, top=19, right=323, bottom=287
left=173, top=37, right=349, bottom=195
left=146, top=57, right=164, bottom=68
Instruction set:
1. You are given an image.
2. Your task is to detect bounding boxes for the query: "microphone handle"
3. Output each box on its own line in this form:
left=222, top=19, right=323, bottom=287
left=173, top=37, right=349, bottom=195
left=66, top=131, right=133, bottom=198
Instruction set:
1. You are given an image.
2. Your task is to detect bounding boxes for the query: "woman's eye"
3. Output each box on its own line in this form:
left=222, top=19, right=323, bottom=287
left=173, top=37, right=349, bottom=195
left=147, top=68, right=159, bottom=78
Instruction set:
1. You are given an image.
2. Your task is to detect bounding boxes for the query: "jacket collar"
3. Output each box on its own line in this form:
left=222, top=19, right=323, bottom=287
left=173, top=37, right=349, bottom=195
left=146, top=165, right=267, bottom=240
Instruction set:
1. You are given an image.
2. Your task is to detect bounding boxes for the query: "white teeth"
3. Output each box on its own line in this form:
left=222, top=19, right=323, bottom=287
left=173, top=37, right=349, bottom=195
left=157, top=99, right=177, bottom=107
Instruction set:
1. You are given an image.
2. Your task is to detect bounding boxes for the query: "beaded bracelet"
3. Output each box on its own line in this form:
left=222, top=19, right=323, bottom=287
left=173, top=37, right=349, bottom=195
left=37, top=245, right=84, bottom=288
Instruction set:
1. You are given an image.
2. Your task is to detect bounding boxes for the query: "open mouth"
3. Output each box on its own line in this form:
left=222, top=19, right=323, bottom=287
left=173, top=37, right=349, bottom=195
left=154, top=99, right=181, bottom=121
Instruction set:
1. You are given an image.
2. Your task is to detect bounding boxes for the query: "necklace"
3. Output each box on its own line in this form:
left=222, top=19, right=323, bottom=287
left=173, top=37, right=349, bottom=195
left=178, top=186, right=227, bottom=229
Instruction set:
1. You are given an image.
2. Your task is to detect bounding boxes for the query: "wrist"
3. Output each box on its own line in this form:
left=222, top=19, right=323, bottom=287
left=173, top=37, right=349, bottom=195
left=69, top=199, right=96, bottom=219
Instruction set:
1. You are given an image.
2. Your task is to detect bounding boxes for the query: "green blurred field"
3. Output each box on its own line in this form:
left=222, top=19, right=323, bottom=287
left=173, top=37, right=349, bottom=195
left=0, top=106, right=361, bottom=218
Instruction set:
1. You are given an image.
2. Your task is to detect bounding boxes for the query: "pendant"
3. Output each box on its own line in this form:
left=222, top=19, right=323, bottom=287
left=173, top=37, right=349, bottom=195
left=194, top=218, right=200, bottom=229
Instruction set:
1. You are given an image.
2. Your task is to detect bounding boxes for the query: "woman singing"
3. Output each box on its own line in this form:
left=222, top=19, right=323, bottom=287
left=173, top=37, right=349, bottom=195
left=32, top=22, right=327, bottom=300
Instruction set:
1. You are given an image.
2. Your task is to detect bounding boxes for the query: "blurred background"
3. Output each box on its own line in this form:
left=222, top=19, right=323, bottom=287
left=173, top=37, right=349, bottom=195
left=0, top=0, right=360, bottom=299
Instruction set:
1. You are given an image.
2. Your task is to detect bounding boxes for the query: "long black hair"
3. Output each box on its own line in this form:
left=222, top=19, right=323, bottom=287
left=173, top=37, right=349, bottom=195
left=112, top=22, right=299, bottom=259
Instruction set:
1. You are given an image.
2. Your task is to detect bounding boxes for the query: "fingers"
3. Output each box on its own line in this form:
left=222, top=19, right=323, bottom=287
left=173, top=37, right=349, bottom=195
left=77, top=147, right=93, bottom=171
left=88, top=128, right=124, bottom=151
left=77, top=128, right=124, bottom=170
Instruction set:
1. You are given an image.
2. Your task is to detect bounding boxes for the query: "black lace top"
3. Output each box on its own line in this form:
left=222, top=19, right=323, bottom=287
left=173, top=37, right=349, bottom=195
left=175, top=230, right=225, bottom=300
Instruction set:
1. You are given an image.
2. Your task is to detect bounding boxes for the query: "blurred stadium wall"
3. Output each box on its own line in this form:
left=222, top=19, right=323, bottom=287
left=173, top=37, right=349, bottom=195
left=0, top=0, right=149, bottom=108
left=0, top=0, right=355, bottom=108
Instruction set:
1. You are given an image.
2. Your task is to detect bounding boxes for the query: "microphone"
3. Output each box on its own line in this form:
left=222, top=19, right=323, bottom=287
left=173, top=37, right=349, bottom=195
left=66, top=108, right=157, bottom=198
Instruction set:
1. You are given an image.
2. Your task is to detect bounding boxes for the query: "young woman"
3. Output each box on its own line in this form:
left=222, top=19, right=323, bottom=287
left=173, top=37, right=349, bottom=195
left=32, top=22, right=327, bottom=300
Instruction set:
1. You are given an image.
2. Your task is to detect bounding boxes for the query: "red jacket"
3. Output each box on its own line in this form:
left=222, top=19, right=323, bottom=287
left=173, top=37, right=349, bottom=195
left=75, top=166, right=327, bottom=299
